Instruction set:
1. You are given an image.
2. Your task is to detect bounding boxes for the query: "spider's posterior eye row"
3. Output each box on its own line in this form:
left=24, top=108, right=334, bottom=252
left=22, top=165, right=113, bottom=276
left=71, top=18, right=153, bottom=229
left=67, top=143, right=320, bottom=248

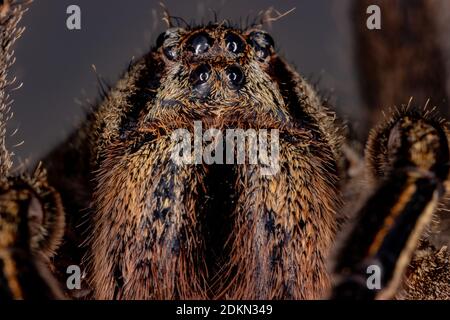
left=187, top=32, right=213, bottom=55
left=247, top=31, right=275, bottom=61
left=156, top=28, right=184, bottom=61
left=186, top=31, right=247, bottom=56
left=155, top=28, right=275, bottom=62
left=225, top=32, right=245, bottom=54
left=163, top=46, right=177, bottom=60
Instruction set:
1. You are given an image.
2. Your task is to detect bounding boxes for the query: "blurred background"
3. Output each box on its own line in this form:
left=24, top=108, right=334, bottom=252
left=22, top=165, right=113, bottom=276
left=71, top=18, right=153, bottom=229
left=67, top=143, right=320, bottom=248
left=6, top=0, right=450, bottom=164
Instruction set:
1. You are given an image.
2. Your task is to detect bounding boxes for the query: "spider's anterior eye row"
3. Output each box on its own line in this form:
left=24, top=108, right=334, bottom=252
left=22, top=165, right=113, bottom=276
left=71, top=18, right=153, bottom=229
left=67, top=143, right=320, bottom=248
left=190, top=64, right=211, bottom=86
left=190, top=63, right=245, bottom=91
left=226, top=65, right=245, bottom=88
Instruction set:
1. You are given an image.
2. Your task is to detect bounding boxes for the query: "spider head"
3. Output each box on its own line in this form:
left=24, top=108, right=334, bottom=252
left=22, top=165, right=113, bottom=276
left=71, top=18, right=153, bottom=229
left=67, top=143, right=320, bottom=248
left=153, top=25, right=280, bottom=110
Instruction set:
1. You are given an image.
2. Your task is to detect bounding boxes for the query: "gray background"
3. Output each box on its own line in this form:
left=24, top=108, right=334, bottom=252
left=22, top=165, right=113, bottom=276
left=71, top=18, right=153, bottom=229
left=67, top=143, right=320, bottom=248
left=6, top=0, right=448, bottom=165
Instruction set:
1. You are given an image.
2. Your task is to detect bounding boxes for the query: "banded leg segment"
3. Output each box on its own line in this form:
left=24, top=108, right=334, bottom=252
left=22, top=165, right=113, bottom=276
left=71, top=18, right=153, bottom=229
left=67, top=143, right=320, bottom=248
left=331, top=109, right=450, bottom=299
left=0, top=169, right=65, bottom=300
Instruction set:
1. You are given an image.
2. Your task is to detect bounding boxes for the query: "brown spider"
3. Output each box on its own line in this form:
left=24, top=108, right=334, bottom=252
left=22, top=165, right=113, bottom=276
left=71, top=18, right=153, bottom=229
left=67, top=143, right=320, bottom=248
left=1, top=0, right=450, bottom=300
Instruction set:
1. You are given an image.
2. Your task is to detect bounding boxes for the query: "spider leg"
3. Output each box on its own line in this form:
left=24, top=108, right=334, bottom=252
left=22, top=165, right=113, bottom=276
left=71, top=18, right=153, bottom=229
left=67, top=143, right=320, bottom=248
left=0, top=167, right=65, bottom=300
left=0, top=0, right=65, bottom=300
left=331, top=108, right=450, bottom=299
left=395, top=240, right=450, bottom=299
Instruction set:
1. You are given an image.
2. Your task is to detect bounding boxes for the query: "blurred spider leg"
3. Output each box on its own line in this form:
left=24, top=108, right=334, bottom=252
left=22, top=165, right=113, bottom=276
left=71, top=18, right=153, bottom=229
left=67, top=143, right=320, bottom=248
left=0, top=0, right=65, bottom=300
left=331, top=109, right=450, bottom=299
left=0, top=168, right=66, bottom=300
left=1, top=0, right=25, bottom=178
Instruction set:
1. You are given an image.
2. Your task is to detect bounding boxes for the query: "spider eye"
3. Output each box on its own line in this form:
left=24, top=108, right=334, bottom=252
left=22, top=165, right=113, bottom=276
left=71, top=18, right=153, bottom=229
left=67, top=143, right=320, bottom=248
left=225, top=32, right=245, bottom=54
left=225, top=65, right=245, bottom=89
left=156, top=28, right=184, bottom=61
left=190, top=64, right=211, bottom=86
left=247, top=31, right=275, bottom=61
left=163, top=46, right=177, bottom=60
left=187, top=32, right=213, bottom=55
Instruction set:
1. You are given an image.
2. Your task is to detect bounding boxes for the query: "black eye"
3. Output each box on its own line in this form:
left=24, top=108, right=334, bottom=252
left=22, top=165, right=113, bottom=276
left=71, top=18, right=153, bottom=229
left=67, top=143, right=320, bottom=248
left=163, top=46, right=177, bottom=60
left=156, top=29, right=184, bottom=61
left=226, top=65, right=245, bottom=89
left=225, top=32, right=245, bottom=54
left=247, top=31, right=274, bottom=61
left=187, top=32, right=213, bottom=55
left=190, top=64, right=211, bottom=86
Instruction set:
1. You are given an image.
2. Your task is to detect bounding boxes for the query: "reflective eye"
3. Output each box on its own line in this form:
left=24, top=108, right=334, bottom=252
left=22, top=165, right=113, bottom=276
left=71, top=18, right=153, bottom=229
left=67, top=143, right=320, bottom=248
left=226, top=65, right=245, bottom=89
left=187, top=32, right=213, bottom=55
left=156, top=32, right=177, bottom=60
left=200, top=72, right=209, bottom=82
left=247, top=31, right=275, bottom=61
left=163, top=46, right=177, bottom=60
left=225, top=32, right=245, bottom=54
left=156, top=29, right=184, bottom=61
left=190, top=64, right=211, bottom=86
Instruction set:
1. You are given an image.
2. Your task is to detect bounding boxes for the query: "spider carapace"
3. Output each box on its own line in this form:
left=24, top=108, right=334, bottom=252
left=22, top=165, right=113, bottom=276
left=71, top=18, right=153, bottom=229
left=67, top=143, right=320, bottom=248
left=1, top=0, right=450, bottom=300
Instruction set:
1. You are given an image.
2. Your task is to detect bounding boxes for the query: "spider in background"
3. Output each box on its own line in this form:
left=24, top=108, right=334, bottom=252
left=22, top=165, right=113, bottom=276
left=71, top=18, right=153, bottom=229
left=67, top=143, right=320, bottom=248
left=1, top=0, right=450, bottom=300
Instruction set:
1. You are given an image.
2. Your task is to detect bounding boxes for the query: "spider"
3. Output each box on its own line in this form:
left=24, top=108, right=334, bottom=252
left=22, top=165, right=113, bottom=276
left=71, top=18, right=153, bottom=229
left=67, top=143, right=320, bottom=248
left=1, top=0, right=450, bottom=300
